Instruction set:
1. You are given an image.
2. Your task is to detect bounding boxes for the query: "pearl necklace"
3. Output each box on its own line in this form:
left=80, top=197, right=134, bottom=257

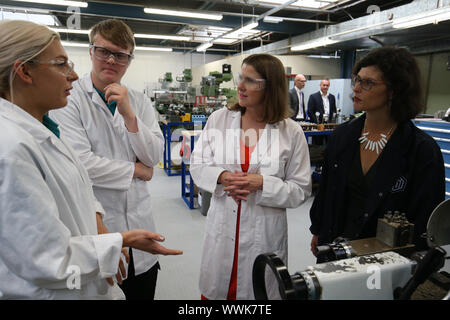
left=359, top=124, right=394, bottom=155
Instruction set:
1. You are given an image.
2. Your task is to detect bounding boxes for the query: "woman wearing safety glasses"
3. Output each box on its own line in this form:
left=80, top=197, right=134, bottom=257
left=309, top=47, right=445, bottom=260
left=190, top=54, right=312, bottom=299
left=0, top=20, right=181, bottom=300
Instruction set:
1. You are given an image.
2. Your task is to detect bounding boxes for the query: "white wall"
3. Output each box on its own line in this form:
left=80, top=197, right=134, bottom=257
left=64, top=46, right=226, bottom=93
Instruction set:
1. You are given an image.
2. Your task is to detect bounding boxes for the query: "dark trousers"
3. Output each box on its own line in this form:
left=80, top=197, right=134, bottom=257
left=119, top=248, right=160, bottom=300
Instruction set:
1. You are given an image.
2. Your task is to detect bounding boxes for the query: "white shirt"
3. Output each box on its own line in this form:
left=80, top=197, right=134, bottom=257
left=0, top=98, right=124, bottom=299
left=295, top=87, right=304, bottom=119
left=321, top=91, right=330, bottom=116
left=50, top=74, right=164, bottom=276
left=190, top=108, right=312, bottom=299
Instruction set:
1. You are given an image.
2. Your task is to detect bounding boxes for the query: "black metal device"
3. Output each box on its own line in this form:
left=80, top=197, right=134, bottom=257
left=252, top=253, right=308, bottom=300
left=395, top=247, right=447, bottom=300
left=316, top=237, right=356, bottom=263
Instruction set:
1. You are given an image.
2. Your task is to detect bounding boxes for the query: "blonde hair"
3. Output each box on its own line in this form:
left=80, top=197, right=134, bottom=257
left=0, top=20, right=59, bottom=101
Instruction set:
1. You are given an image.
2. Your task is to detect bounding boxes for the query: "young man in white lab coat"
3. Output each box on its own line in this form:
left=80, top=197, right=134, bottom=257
left=50, top=19, right=164, bottom=300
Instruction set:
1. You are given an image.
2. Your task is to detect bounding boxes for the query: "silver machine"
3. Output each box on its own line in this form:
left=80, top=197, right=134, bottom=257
left=253, top=199, right=450, bottom=300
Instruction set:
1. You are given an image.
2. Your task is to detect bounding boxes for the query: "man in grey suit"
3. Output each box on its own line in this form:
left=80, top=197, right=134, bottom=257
left=289, top=74, right=307, bottom=121
left=307, top=78, right=336, bottom=124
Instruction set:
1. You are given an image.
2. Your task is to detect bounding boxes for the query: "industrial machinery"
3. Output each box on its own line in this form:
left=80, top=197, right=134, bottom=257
left=253, top=202, right=450, bottom=300
left=200, top=64, right=236, bottom=99
left=176, top=69, right=196, bottom=97
left=155, top=65, right=236, bottom=123
left=159, top=72, right=173, bottom=90
left=154, top=69, right=195, bottom=122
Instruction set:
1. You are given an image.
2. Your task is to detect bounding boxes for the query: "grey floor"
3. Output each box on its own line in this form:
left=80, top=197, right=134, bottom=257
left=149, top=167, right=317, bottom=300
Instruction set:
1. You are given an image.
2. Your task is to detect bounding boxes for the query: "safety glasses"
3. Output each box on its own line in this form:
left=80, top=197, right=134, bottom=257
left=90, top=45, right=134, bottom=65
left=236, top=73, right=266, bottom=91
left=28, top=59, right=75, bottom=77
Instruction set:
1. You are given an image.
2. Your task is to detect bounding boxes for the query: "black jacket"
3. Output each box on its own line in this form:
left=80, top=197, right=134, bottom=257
left=307, top=91, right=336, bottom=124
left=289, top=87, right=306, bottom=121
left=309, top=114, right=445, bottom=250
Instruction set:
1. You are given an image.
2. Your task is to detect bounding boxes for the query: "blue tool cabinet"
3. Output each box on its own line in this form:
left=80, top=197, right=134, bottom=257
left=413, top=119, right=450, bottom=199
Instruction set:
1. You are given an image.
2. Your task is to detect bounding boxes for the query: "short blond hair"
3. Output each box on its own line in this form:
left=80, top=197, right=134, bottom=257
left=0, top=20, right=59, bottom=100
left=89, top=19, right=135, bottom=53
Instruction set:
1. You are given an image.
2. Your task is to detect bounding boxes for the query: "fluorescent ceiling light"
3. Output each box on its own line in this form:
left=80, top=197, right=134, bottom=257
left=0, top=11, right=56, bottom=25
left=227, top=21, right=258, bottom=39
left=50, top=27, right=90, bottom=34
left=307, top=54, right=341, bottom=59
left=61, top=41, right=172, bottom=51
left=213, top=38, right=236, bottom=44
left=393, top=6, right=450, bottom=29
left=144, top=8, right=223, bottom=20
left=12, top=0, right=88, bottom=7
left=196, top=42, right=213, bottom=52
left=263, top=16, right=283, bottom=23
left=177, top=25, right=258, bottom=43
left=258, top=0, right=338, bottom=9
left=134, top=33, right=190, bottom=41
left=291, top=37, right=337, bottom=51
left=135, top=46, right=172, bottom=52
left=52, top=29, right=189, bottom=41
left=61, top=41, right=89, bottom=47
left=182, top=36, right=235, bottom=44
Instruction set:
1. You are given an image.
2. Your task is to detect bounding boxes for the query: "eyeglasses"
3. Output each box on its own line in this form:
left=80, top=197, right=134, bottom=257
left=28, top=59, right=75, bottom=76
left=237, top=73, right=266, bottom=91
left=351, top=75, right=385, bottom=91
left=90, top=45, right=134, bottom=65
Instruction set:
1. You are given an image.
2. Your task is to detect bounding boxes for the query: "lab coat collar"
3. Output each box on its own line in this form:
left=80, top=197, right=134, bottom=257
left=80, top=74, right=113, bottom=116
left=0, top=98, right=54, bottom=143
left=0, top=98, right=83, bottom=171
left=83, top=74, right=105, bottom=104
left=80, top=73, right=95, bottom=94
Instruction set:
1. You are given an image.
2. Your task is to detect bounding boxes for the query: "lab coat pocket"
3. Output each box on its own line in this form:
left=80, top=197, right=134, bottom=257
left=254, top=210, right=287, bottom=255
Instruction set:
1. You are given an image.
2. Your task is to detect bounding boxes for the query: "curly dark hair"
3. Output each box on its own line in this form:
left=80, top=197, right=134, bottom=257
left=352, top=47, right=424, bottom=123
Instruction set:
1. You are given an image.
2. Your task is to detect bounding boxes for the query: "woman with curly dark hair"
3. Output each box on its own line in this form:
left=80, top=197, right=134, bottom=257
left=309, top=47, right=445, bottom=258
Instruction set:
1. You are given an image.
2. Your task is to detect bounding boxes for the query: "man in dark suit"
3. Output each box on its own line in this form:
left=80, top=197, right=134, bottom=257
left=289, top=74, right=307, bottom=121
left=307, top=78, right=337, bottom=124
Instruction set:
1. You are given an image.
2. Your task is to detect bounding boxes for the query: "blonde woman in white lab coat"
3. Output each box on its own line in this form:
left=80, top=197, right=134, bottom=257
left=0, top=20, right=181, bottom=300
left=190, top=54, right=312, bottom=300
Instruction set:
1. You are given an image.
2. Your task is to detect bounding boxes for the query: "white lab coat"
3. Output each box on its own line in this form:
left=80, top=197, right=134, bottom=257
left=190, top=108, right=312, bottom=300
left=50, top=74, right=164, bottom=276
left=0, top=98, right=124, bottom=299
